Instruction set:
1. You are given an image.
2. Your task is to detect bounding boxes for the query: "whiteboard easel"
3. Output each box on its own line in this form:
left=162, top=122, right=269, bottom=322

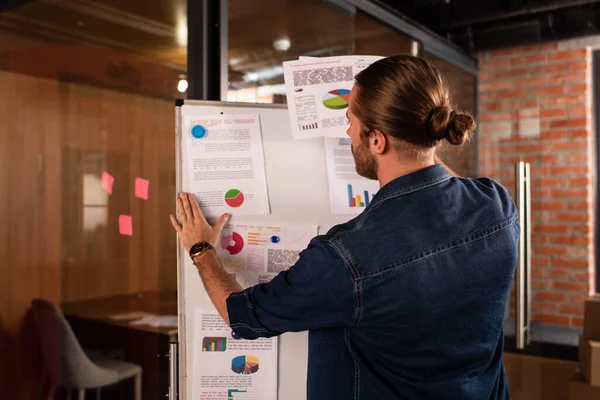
left=176, top=100, right=350, bottom=400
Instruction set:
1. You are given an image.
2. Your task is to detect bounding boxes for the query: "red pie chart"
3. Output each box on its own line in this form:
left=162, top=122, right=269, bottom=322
left=221, top=232, right=244, bottom=255
left=225, top=189, right=244, bottom=208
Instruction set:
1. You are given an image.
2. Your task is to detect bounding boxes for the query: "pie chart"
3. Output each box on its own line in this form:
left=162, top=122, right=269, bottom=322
left=322, top=89, right=351, bottom=110
left=225, top=189, right=244, bottom=208
left=221, top=232, right=244, bottom=255
left=231, top=355, right=260, bottom=374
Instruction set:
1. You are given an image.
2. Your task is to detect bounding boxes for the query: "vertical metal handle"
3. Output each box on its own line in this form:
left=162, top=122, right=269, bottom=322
left=169, top=342, right=178, bottom=399
left=524, top=163, right=532, bottom=346
left=515, top=162, right=526, bottom=349
left=515, top=162, right=531, bottom=349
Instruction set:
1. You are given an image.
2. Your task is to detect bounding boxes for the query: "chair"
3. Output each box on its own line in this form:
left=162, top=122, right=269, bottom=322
left=31, top=298, right=142, bottom=400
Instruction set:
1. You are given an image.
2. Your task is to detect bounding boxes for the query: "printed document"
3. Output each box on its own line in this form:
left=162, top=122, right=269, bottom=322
left=183, top=114, right=270, bottom=217
left=282, top=55, right=382, bottom=139
left=193, top=222, right=317, bottom=400
left=325, top=137, right=379, bottom=214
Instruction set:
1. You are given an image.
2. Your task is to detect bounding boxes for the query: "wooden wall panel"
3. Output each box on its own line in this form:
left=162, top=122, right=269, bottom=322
left=0, top=69, right=177, bottom=397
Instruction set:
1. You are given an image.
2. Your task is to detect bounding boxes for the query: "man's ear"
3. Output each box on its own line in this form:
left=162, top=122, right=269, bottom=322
left=370, top=129, right=387, bottom=154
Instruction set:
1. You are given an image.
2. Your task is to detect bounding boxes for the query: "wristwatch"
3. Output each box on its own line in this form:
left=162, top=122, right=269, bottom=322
left=189, top=242, right=216, bottom=260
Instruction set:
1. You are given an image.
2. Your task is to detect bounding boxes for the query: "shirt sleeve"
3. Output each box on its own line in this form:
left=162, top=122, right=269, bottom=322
left=226, top=237, right=356, bottom=339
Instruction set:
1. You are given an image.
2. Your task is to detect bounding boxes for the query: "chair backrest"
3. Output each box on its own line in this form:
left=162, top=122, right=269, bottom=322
left=31, top=298, right=100, bottom=391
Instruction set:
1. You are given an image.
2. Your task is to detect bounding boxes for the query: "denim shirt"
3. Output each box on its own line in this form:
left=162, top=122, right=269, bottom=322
left=227, top=164, right=519, bottom=400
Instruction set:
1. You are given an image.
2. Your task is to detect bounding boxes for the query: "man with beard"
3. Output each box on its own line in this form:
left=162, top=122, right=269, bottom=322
left=171, top=55, right=518, bottom=400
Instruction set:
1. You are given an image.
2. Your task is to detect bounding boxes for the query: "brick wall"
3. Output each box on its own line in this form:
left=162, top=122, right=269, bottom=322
left=477, top=40, right=595, bottom=327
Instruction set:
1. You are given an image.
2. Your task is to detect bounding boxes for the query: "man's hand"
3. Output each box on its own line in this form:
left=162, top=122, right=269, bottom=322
left=170, top=192, right=230, bottom=252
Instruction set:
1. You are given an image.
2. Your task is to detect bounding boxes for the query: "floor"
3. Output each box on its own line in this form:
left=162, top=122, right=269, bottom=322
left=504, top=353, right=578, bottom=400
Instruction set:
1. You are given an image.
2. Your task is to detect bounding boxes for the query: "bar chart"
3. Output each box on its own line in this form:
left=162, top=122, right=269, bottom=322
left=347, top=184, right=375, bottom=208
left=202, top=336, right=227, bottom=352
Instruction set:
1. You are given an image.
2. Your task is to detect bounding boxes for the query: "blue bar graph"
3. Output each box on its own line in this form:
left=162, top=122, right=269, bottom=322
left=347, top=184, right=353, bottom=207
left=347, top=184, right=375, bottom=208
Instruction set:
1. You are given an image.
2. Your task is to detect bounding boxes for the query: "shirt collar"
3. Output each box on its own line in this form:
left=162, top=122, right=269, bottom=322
left=368, top=164, right=452, bottom=210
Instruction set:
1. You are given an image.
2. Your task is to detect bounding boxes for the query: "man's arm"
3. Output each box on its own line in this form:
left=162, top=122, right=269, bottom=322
left=192, top=250, right=243, bottom=326
left=170, top=192, right=242, bottom=326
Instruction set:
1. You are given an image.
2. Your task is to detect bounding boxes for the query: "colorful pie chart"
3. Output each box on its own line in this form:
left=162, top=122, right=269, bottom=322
left=221, top=232, right=244, bottom=255
left=322, top=89, right=351, bottom=110
left=225, top=189, right=244, bottom=208
left=231, top=355, right=260, bottom=374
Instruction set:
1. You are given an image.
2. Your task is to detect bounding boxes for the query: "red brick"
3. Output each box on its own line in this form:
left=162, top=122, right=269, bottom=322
left=572, top=317, right=585, bottom=327
left=483, top=102, right=504, bottom=111
left=553, top=282, right=589, bottom=292
left=560, top=304, right=585, bottom=314
left=554, top=212, right=588, bottom=223
left=570, top=201, right=590, bottom=210
left=539, top=178, right=568, bottom=187
left=540, top=108, right=566, bottom=118
left=514, top=77, right=547, bottom=87
left=547, top=95, right=586, bottom=106
left=551, top=188, right=587, bottom=198
left=531, top=268, right=547, bottom=278
left=553, top=258, right=589, bottom=269
left=551, top=166, right=587, bottom=175
left=542, top=154, right=559, bottom=163
left=541, top=202, right=567, bottom=211
left=572, top=294, right=590, bottom=303
left=534, top=223, right=568, bottom=233
left=564, top=153, right=589, bottom=163
left=551, top=236, right=589, bottom=246
left=572, top=224, right=593, bottom=234
left=548, top=49, right=587, bottom=61
left=490, top=68, right=529, bottom=79
left=568, top=84, right=589, bottom=93
left=569, top=177, right=591, bottom=186
left=549, top=141, right=587, bottom=151
left=536, top=291, right=568, bottom=302
left=498, top=89, right=529, bottom=99
left=539, top=314, right=570, bottom=325
left=512, top=54, right=546, bottom=66
left=569, top=61, right=587, bottom=71
left=532, top=256, right=551, bottom=267
left=549, top=118, right=586, bottom=128
left=532, top=63, right=568, bottom=74
left=534, top=86, right=564, bottom=96
left=572, top=271, right=593, bottom=282
left=480, top=81, right=514, bottom=91
left=550, top=269, right=570, bottom=279
left=516, top=143, right=541, bottom=153
left=570, top=129, right=589, bottom=138
left=552, top=72, right=587, bottom=84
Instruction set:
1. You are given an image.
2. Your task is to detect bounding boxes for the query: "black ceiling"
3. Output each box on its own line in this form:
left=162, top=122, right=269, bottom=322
left=376, top=0, right=600, bottom=54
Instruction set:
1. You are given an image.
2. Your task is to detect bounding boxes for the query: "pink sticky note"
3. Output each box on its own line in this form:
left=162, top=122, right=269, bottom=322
left=119, top=215, right=133, bottom=236
left=135, top=178, right=149, bottom=200
left=102, top=172, right=114, bottom=195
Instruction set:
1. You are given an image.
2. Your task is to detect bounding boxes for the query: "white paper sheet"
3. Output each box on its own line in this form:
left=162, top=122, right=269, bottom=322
left=282, top=55, right=382, bottom=140
left=193, top=222, right=317, bottom=400
left=324, top=137, right=380, bottom=215
left=183, top=114, right=270, bottom=218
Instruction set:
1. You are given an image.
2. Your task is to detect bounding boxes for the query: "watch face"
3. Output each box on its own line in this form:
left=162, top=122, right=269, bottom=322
left=190, top=243, right=204, bottom=255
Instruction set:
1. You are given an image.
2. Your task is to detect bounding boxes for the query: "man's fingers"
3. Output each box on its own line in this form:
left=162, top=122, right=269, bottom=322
left=188, top=193, right=205, bottom=222
left=215, top=213, right=230, bottom=235
left=176, top=197, right=187, bottom=223
left=181, top=192, right=194, bottom=221
left=170, top=214, right=183, bottom=233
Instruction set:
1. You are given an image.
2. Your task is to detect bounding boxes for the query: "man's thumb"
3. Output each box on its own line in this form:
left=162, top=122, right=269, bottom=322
left=216, top=213, right=230, bottom=231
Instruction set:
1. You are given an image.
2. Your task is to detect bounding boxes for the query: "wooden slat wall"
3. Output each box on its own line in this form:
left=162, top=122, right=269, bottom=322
left=0, top=69, right=177, bottom=397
